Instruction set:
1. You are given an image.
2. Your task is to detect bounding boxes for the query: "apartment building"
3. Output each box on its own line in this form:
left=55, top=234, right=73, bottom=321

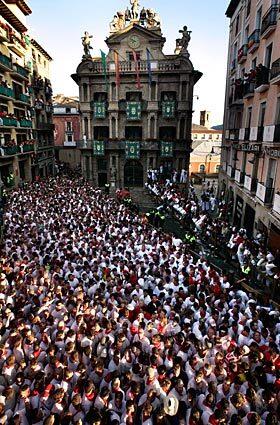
left=221, top=0, right=280, bottom=250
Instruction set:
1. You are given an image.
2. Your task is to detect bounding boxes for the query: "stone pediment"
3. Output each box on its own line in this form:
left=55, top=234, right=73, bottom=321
left=106, top=23, right=165, bottom=45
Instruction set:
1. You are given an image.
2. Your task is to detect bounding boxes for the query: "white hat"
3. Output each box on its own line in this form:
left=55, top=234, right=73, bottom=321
left=267, top=253, right=275, bottom=262
left=164, top=394, right=179, bottom=416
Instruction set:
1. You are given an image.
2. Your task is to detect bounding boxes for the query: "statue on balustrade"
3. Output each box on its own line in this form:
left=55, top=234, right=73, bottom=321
left=110, top=11, right=126, bottom=32
left=82, top=31, right=93, bottom=58
left=176, top=26, right=192, bottom=57
left=130, top=0, right=140, bottom=20
left=146, top=9, right=161, bottom=28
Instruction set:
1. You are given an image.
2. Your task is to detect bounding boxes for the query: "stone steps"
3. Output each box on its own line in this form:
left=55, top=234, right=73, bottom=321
left=129, top=188, right=158, bottom=212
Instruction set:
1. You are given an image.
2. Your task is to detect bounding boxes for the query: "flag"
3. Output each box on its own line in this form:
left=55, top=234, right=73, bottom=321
left=146, top=48, right=152, bottom=86
left=100, top=50, right=108, bottom=91
left=125, top=141, right=140, bottom=159
left=114, top=51, right=120, bottom=87
left=161, top=141, right=173, bottom=158
left=132, top=50, right=141, bottom=89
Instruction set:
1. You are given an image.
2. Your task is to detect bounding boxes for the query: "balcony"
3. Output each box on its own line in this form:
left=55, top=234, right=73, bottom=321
left=98, top=59, right=183, bottom=75
left=230, top=59, right=237, bottom=74
left=261, top=5, right=278, bottom=39
left=16, top=93, right=31, bottom=104
left=8, top=36, right=27, bottom=57
left=238, top=44, right=248, bottom=64
left=270, top=59, right=280, bottom=85
left=244, top=175, right=258, bottom=193
left=243, top=82, right=255, bottom=98
left=248, top=29, right=260, bottom=54
left=227, top=164, right=235, bottom=179
left=21, top=144, right=34, bottom=153
left=0, top=86, right=14, bottom=99
left=0, top=146, right=20, bottom=156
left=0, top=117, right=18, bottom=127
left=64, top=141, right=77, bottom=147
left=229, top=129, right=239, bottom=141
left=273, top=193, right=280, bottom=216
left=256, top=183, right=274, bottom=204
left=0, top=53, right=12, bottom=71
left=255, top=66, right=270, bottom=93
left=20, top=119, right=32, bottom=128
left=12, top=64, right=29, bottom=80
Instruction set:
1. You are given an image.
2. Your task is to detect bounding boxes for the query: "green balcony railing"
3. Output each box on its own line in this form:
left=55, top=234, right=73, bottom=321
left=15, top=64, right=29, bottom=78
left=22, top=144, right=34, bottom=152
left=1, top=117, right=18, bottom=127
left=2, top=146, right=20, bottom=156
left=20, top=119, right=32, bottom=128
left=0, top=86, right=14, bottom=98
left=0, top=54, right=12, bottom=69
left=18, top=93, right=30, bottom=103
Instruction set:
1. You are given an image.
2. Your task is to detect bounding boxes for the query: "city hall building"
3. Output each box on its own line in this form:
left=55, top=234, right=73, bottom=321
left=72, top=2, right=202, bottom=189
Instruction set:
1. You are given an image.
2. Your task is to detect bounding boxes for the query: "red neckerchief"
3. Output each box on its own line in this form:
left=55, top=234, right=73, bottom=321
left=85, top=391, right=96, bottom=401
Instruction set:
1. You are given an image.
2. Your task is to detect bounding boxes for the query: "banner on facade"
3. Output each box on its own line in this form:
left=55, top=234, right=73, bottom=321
left=125, top=141, right=140, bottom=159
left=93, top=102, right=106, bottom=119
left=93, top=140, right=105, bottom=156
left=162, top=101, right=176, bottom=118
left=161, top=141, right=173, bottom=157
left=126, top=102, right=141, bottom=120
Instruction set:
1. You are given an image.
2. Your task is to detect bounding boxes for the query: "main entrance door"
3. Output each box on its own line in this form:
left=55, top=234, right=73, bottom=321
left=124, top=160, right=143, bottom=187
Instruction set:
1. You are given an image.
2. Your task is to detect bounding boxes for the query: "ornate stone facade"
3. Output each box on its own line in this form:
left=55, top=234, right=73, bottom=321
left=72, top=2, right=202, bottom=188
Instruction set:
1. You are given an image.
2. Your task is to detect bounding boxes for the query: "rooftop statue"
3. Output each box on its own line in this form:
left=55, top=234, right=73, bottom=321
left=146, top=9, right=161, bottom=28
left=175, top=26, right=192, bottom=57
left=82, top=31, right=93, bottom=58
left=130, top=0, right=140, bottom=20
left=110, top=11, right=126, bottom=32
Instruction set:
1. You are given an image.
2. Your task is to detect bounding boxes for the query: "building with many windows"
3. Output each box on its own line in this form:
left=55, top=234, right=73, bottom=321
left=220, top=0, right=280, bottom=250
left=0, top=0, right=54, bottom=188
left=53, top=95, right=81, bottom=168
left=190, top=111, right=222, bottom=178
left=72, top=2, right=201, bottom=189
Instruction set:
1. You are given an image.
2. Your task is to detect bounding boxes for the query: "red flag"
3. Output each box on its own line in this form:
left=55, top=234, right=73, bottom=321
left=114, top=51, right=120, bottom=87
left=132, top=50, right=141, bottom=89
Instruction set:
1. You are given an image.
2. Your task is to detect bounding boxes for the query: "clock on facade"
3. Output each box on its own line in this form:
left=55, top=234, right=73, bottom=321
left=128, top=35, right=141, bottom=49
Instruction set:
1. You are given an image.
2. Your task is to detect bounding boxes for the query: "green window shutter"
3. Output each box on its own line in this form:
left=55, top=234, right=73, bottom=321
left=125, top=141, right=140, bottom=159
left=126, top=102, right=141, bottom=121
left=161, top=141, right=173, bottom=157
left=162, top=101, right=176, bottom=118
left=93, top=102, right=106, bottom=119
left=93, top=140, right=105, bottom=156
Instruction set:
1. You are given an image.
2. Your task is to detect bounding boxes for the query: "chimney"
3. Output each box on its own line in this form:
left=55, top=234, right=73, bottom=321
left=200, top=111, right=211, bottom=129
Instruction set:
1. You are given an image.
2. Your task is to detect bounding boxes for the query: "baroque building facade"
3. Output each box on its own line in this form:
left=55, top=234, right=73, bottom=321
left=0, top=0, right=54, bottom=189
left=220, top=0, right=280, bottom=251
left=72, top=2, right=202, bottom=189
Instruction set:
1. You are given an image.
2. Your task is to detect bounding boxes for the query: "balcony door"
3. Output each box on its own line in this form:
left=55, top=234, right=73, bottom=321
left=266, top=158, right=276, bottom=188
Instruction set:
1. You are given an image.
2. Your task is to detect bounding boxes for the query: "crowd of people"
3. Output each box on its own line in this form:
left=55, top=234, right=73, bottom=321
left=231, top=64, right=270, bottom=101
left=0, top=175, right=279, bottom=425
left=146, top=169, right=280, bottom=293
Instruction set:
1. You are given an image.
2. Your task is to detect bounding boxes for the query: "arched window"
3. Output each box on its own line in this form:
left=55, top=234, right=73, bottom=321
left=199, top=164, right=206, bottom=173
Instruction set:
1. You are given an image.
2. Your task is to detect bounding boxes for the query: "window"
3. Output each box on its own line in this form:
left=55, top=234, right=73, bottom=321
left=199, top=164, right=206, bottom=173
left=244, top=26, right=249, bottom=44
left=265, top=43, right=273, bottom=69
left=209, top=134, right=212, bottom=140
left=216, top=134, right=220, bottom=140
left=38, top=54, right=41, bottom=64
left=266, top=159, right=276, bottom=188
left=246, top=0, right=251, bottom=17
left=67, top=134, right=73, bottom=142
left=247, top=106, right=252, bottom=127
left=127, top=51, right=140, bottom=61
left=275, top=97, right=280, bottom=124
left=32, top=49, right=36, bottom=60
left=256, top=7, right=262, bottom=30
left=66, top=121, right=73, bottom=132
left=235, top=14, right=240, bottom=36
left=126, top=92, right=142, bottom=101
left=252, top=58, right=257, bottom=69
left=216, top=165, right=221, bottom=172
left=44, top=60, right=46, bottom=68
left=259, top=102, right=266, bottom=127
left=193, top=134, right=198, bottom=139
left=66, top=107, right=71, bottom=114
left=202, top=134, right=206, bottom=139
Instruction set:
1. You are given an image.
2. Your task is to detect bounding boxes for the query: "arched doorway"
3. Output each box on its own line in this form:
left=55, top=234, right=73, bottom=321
left=124, top=160, right=143, bottom=187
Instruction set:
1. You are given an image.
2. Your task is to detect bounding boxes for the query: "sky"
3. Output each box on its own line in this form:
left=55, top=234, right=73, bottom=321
left=28, top=0, right=229, bottom=126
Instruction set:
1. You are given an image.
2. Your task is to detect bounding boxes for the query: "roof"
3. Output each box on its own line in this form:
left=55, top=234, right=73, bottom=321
left=31, top=39, right=52, bottom=61
left=0, top=0, right=28, bottom=32
left=5, top=0, right=32, bottom=15
left=192, top=124, right=222, bottom=134
left=226, top=0, right=241, bottom=17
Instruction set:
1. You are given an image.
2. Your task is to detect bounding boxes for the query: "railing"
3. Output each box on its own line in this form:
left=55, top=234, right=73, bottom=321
left=256, top=182, right=275, bottom=204
left=261, top=5, right=279, bottom=35
left=243, top=82, right=255, bottom=96
left=0, top=146, right=20, bottom=156
left=248, top=29, right=260, bottom=48
left=20, top=119, right=32, bottom=128
left=90, top=60, right=181, bottom=74
left=0, top=86, right=14, bottom=98
left=15, top=64, right=29, bottom=78
left=255, top=67, right=270, bottom=89
left=17, top=93, right=30, bottom=103
left=1, top=117, right=18, bottom=127
left=238, top=44, right=248, bottom=62
left=229, top=129, right=239, bottom=141
left=270, top=58, right=280, bottom=81
left=22, top=145, right=34, bottom=152
left=0, top=54, right=12, bottom=69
